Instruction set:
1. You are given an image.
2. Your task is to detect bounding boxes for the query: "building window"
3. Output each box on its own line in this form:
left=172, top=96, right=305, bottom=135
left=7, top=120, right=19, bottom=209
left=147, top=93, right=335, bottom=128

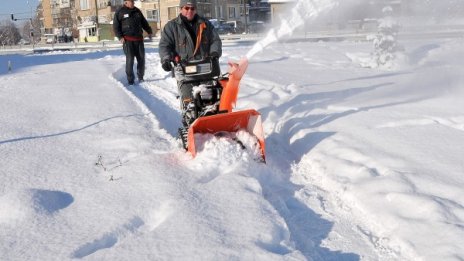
left=88, top=27, right=96, bottom=36
left=147, top=9, right=159, bottom=21
left=98, top=0, right=109, bottom=8
left=168, top=7, right=179, bottom=20
left=219, top=6, right=224, bottom=19
left=228, top=7, right=236, bottom=18
left=197, top=5, right=212, bottom=18
left=80, top=0, right=89, bottom=10
left=60, top=0, right=70, bottom=8
left=111, top=0, right=123, bottom=6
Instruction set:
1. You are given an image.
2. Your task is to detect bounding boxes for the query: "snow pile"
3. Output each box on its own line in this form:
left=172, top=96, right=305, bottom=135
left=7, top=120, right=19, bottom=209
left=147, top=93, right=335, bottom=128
left=193, top=130, right=263, bottom=165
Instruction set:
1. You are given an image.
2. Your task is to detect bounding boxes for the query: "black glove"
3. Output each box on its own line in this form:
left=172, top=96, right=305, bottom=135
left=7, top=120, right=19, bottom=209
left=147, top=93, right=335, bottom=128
left=210, top=52, right=219, bottom=59
left=162, top=60, right=172, bottom=72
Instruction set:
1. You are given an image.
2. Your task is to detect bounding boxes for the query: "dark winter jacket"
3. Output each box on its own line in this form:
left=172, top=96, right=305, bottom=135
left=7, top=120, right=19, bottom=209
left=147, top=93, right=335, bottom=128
left=159, top=14, right=222, bottom=63
left=113, top=6, right=152, bottom=40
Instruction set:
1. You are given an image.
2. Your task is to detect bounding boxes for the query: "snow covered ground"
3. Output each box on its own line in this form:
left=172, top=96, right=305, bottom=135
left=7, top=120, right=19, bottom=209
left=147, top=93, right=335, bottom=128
left=2, top=3, right=464, bottom=261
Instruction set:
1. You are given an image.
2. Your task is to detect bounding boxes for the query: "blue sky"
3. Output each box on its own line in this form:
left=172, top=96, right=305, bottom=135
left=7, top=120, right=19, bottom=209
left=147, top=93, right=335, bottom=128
left=0, top=0, right=39, bottom=21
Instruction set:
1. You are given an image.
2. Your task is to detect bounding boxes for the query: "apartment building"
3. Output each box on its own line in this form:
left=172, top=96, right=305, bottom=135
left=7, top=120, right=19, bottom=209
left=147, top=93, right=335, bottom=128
left=36, top=0, right=73, bottom=43
left=38, top=0, right=270, bottom=42
left=75, top=0, right=120, bottom=42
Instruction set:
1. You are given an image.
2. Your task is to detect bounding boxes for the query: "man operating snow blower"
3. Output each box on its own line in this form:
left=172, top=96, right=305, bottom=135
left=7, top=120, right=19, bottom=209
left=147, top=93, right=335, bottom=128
left=159, top=0, right=265, bottom=161
left=159, top=0, right=222, bottom=131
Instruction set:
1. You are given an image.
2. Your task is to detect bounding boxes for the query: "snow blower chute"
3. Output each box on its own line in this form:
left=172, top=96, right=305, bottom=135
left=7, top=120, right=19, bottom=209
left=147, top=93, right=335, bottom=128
left=175, top=57, right=266, bottom=161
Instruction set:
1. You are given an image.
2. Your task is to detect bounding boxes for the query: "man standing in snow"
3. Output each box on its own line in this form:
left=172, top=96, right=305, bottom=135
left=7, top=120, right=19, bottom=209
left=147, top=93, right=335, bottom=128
left=158, top=0, right=222, bottom=125
left=113, top=0, right=153, bottom=85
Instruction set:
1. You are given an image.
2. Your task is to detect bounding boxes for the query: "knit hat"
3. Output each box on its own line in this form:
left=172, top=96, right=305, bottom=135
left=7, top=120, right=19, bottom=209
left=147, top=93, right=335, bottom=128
left=180, top=0, right=197, bottom=7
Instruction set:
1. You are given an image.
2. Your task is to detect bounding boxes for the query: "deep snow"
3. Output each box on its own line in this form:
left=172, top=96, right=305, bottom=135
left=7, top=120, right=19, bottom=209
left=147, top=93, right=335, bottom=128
left=2, top=1, right=464, bottom=260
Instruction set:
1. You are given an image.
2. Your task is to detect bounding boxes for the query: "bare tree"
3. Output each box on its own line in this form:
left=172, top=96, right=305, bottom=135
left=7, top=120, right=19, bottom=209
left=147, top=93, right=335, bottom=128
left=21, top=16, right=41, bottom=44
left=0, top=20, right=21, bottom=46
left=22, top=22, right=33, bottom=42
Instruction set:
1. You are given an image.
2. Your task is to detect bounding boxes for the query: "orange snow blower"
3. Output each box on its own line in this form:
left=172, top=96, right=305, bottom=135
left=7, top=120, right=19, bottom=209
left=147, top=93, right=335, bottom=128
left=175, top=57, right=266, bottom=161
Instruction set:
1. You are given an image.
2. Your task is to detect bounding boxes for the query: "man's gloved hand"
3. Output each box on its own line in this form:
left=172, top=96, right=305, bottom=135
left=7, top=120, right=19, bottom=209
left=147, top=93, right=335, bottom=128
left=210, top=52, right=219, bottom=60
left=162, top=59, right=172, bottom=72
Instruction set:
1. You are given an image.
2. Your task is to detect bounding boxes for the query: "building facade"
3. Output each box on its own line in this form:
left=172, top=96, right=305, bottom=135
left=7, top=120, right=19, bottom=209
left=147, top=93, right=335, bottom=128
left=37, top=0, right=271, bottom=42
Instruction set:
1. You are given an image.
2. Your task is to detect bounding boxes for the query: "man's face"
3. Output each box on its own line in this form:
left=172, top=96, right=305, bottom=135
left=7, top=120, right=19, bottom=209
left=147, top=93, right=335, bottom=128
left=181, top=4, right=196, bottom=21
left=124, top=0, right=135, bottom=9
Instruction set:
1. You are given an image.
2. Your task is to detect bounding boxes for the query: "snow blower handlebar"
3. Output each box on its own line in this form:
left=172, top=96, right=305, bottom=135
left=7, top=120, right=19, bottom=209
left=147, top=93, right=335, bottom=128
left=170, top=56, right=180, bottom=78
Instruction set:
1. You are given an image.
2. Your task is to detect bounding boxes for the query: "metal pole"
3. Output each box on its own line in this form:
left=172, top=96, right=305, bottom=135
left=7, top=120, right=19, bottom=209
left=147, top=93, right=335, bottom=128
left=158, top=0, right=161, bottom=34
left=31, top=19, right=35, bottom=49
left=243, top=0, right=247, bottom=34
left=95, top=0, right=99, bottom=41
left=28, top=1, right=35, bottom=49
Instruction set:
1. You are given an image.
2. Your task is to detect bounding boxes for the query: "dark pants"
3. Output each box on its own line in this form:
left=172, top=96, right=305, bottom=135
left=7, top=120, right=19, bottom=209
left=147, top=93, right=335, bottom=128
left=177, top=82, right=193, bottom=127
left=178, top=82, right=194, bottom=102
left=123, top=40, right=145, bottom=83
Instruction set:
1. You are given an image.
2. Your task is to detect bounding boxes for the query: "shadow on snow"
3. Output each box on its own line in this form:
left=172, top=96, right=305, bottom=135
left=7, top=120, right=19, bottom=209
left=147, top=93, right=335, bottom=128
left=254, top=75, right=424, bottom=260
left=0, top=114, right=145, bottom=145
left=0, top=47, right=158, bottom=75
left=113, top=67, right=180, bottom=138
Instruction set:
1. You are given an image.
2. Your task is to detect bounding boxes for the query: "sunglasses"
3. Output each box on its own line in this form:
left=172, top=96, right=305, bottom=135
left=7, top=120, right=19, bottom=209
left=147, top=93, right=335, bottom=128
left=183, top=6, right=196, bottom=11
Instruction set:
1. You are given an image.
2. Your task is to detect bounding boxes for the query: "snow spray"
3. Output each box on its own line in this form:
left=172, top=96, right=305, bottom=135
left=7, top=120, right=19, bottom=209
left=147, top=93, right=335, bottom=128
left=245, top=0, right=340, bottom=60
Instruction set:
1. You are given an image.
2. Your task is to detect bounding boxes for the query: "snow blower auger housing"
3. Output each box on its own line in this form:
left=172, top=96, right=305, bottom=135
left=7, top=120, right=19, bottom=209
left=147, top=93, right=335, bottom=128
left=175, top=57, right=266, bottom=162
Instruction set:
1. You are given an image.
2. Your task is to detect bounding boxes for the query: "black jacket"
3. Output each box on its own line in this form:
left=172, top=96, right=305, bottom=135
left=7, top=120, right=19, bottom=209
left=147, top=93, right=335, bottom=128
left=159, top=14, right=222, bottom=63
left=113, top=6, right=152, bottom=40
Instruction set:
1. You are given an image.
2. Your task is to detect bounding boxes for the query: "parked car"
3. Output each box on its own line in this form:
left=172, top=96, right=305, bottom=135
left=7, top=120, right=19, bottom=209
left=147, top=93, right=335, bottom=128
left=217, top=23, right=235, bottom=35
left=247, top=21, right=268, bottom=34
left=225, top=20, right=245, bottom=34
left=19, top=39, right=31, bottom=45
left=209, top=19, right=235, bottom=35
left=44, top=34, right=56, bottom=44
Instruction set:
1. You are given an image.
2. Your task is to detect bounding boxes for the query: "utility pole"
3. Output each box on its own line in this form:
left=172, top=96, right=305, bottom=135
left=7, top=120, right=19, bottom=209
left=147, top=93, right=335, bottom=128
left=158, top=0, right=161, bottom=34
left=95, top=0, right=99, bottom=41
left=243, top=0, right=248, bottom=33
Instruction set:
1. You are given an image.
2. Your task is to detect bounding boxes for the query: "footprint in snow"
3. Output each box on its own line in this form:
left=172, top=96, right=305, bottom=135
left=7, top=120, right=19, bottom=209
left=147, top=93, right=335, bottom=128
left=30, top=189, right=74, bottom=214
left=71, top=216, right=144, bottom=259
